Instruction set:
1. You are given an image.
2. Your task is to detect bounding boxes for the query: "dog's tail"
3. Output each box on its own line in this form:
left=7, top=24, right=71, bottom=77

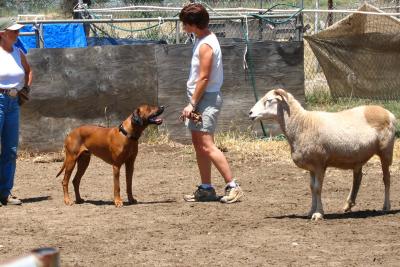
left=56, top=161, right=65, bottom=178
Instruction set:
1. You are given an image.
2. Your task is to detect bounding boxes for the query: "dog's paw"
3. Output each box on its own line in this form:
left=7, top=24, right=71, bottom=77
left=64, top=198, right=74, bottom=206
left=114, top=199, right=124, bottom=208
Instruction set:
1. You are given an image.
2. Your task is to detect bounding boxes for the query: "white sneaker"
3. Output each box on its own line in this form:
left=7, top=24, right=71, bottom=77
left=1, top=194, right=22, bottom=205
left=220, top=185, right=244, bottom=203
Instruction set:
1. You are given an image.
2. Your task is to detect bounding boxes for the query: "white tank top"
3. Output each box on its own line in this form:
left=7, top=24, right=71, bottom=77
left=0, top=45, right=25, bottom=90
left=187, top=33, right=223, bottom=94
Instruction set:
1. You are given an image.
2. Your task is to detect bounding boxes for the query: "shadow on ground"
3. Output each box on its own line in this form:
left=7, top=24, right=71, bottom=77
left=266, top=209, right=400, bottom=220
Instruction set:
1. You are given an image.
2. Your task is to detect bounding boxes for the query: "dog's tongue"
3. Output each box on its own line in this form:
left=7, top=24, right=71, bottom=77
left=149, top=117, right=163, bottom=125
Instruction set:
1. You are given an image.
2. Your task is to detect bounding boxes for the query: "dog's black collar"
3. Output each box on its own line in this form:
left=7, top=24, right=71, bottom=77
left=118, top=124, right=140, bottom=141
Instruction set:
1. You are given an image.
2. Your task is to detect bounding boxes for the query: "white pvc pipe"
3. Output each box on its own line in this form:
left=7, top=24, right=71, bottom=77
left=17, top=14, right=294, bottom=25
left=0, top=255, right=39, bottom=267
left=74, top=5, right=400, bottom=17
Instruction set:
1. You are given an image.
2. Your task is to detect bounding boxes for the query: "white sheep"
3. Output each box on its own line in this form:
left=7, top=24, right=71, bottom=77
left=249, top=89, right=396, bottom=220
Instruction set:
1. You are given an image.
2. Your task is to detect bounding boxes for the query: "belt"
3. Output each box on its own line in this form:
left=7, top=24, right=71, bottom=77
left=0, top=88, right=18, bottom=97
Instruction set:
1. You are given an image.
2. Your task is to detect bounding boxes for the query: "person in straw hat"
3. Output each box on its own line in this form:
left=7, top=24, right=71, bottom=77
left=0, top=18, right=32, bottom=206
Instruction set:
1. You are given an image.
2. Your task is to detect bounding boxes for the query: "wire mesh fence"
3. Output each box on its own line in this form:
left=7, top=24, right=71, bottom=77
left=71, top=1, right=400, bottom=100
left=7, top=0, right=400, bottom=101
left=72, top=1, right=303, bottom=44
left=303, top=1, right=400, bottom=100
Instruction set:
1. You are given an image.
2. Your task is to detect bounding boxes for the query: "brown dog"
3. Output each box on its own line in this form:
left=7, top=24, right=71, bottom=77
left=56, top=104, right=164, bottom=207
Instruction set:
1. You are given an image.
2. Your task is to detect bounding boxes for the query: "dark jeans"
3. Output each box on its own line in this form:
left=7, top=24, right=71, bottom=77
left=0, top=94, right=19, bottom=199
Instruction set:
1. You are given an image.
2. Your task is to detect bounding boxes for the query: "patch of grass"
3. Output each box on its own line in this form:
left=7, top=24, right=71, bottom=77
left=18, top=123, right=400, bottom=163
left=214, top=129, right=290, bottom=162
left=140, top=124, right=172, bottom=145
left=306, top=91, right=400, bottom=137
left=305, top=89, right=333, bottom=106
left=140, top=92, right=400, bottom=162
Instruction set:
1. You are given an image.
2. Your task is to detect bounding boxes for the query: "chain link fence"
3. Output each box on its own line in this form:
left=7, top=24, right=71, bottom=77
left=74, top=0, right=400, bottom=101
left=303, top=0, right=400, bottom=100
left=6, top=0, right=400, bottom=101
left=70, top=1, right=302, bottom=44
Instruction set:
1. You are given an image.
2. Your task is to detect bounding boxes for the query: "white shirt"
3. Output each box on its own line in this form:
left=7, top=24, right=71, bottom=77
left=0, top=45, right=25, bottom=90
left=187, top=33, right=223, bottom=94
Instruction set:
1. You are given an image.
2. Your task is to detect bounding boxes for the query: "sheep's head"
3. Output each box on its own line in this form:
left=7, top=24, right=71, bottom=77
left=249, top=89, right=288, bottom=121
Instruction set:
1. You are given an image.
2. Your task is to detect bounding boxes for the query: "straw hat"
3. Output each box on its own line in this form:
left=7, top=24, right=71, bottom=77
left=0, top=18, right=24, bottom=32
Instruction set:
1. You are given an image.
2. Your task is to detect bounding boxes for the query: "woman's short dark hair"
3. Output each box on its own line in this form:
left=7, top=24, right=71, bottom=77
left=179, top=3, right=209, bottom=29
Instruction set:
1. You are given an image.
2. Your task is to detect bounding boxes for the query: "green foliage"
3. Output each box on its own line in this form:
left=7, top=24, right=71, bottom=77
left=136, top=25, right=162, bottom=40
left=121, top=0, right=163, bottom=4
left=91, top=0, right=113, bottom=4
left=229, top=0, right=361, bottom=9
left=301, top=0, right=358, bottom=8
left=305, top=90, right=333, bottom=106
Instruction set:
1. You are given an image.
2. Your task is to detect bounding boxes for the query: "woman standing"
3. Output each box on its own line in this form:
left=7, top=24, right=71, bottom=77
left=0, top=18, right=32, bottom=206
left=179, top=3, right=243, bottom=203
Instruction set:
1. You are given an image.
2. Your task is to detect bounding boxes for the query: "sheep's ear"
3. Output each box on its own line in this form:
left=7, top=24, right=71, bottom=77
left=274, top=89, right=288, bottom=102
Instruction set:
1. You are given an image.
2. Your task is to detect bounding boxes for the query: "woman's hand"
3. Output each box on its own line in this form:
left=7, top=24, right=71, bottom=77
left=181, top=103, right=194, bottom=121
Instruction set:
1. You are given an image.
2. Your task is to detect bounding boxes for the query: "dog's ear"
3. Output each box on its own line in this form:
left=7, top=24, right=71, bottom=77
left=132, top=109, right=143, bottom=126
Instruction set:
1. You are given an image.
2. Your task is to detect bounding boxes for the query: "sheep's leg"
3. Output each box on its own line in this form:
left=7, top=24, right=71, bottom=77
left=307, top=171, right=317, bottom=217
left=381, top=159, right=391, bottom=211
left=310, top=169, right=325, bottom=221
left=343, top=166, right=363, bottom=212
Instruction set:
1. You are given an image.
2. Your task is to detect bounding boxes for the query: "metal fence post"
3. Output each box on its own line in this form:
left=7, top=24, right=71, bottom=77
left=295, top=11, right=303, bottom=41
left=258, top=0, right=263, bottom=40
left=34, top=23, right=44, bottom=48
left=176, top=20, right=180, bottom=44
left=314, top=0, right=320, bottom=74
left=315, top=0, right=319, bottom=34
left=327, top=0, right=333, bottom=26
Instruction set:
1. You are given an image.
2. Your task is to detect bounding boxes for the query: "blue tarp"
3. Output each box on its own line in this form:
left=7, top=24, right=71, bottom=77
left=17, top=23, right=87, bottom=52
left=14, top=23, right=165, bottom=53
left=86, top=37, right=167, bottom=46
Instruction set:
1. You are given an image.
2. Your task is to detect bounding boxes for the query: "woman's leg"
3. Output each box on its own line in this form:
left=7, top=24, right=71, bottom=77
left=0, top=98, right=19, bottom=200
left=192, top=136, right=212, bottom=185
left=0, top=97, right=6, bottom=198
left=191, top=130, right=233, bottom=184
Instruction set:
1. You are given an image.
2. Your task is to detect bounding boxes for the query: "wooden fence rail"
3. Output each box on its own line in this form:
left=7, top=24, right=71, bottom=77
left=22, top=40, right=303, bottom=151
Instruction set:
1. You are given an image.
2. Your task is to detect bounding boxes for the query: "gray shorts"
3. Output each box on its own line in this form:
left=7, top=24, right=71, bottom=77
left=186, top=91, right=223, bottom=133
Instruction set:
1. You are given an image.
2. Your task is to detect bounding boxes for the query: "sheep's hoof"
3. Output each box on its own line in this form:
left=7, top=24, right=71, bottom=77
left=343, top=202, right=354, bottom=212
left=307, top=207, right=317, bottom=218
left=311, top=212, right=324, bottom=221
left=383, top=204, right=391, bottom=211
left=75, top=198, right=85, bottom=204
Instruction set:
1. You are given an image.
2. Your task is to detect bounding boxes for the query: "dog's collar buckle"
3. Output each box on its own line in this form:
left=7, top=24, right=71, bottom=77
left=118, top=124, right=139, bottom=141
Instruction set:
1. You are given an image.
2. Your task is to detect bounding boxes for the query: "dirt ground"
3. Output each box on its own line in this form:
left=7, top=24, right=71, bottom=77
left=1, top=143, right=400, bottom=266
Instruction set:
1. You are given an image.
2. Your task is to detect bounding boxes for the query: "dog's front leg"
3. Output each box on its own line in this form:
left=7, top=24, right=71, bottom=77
left=125, top=158, right=137, bottom=205
left=113, top=165, right=123, bottom=207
